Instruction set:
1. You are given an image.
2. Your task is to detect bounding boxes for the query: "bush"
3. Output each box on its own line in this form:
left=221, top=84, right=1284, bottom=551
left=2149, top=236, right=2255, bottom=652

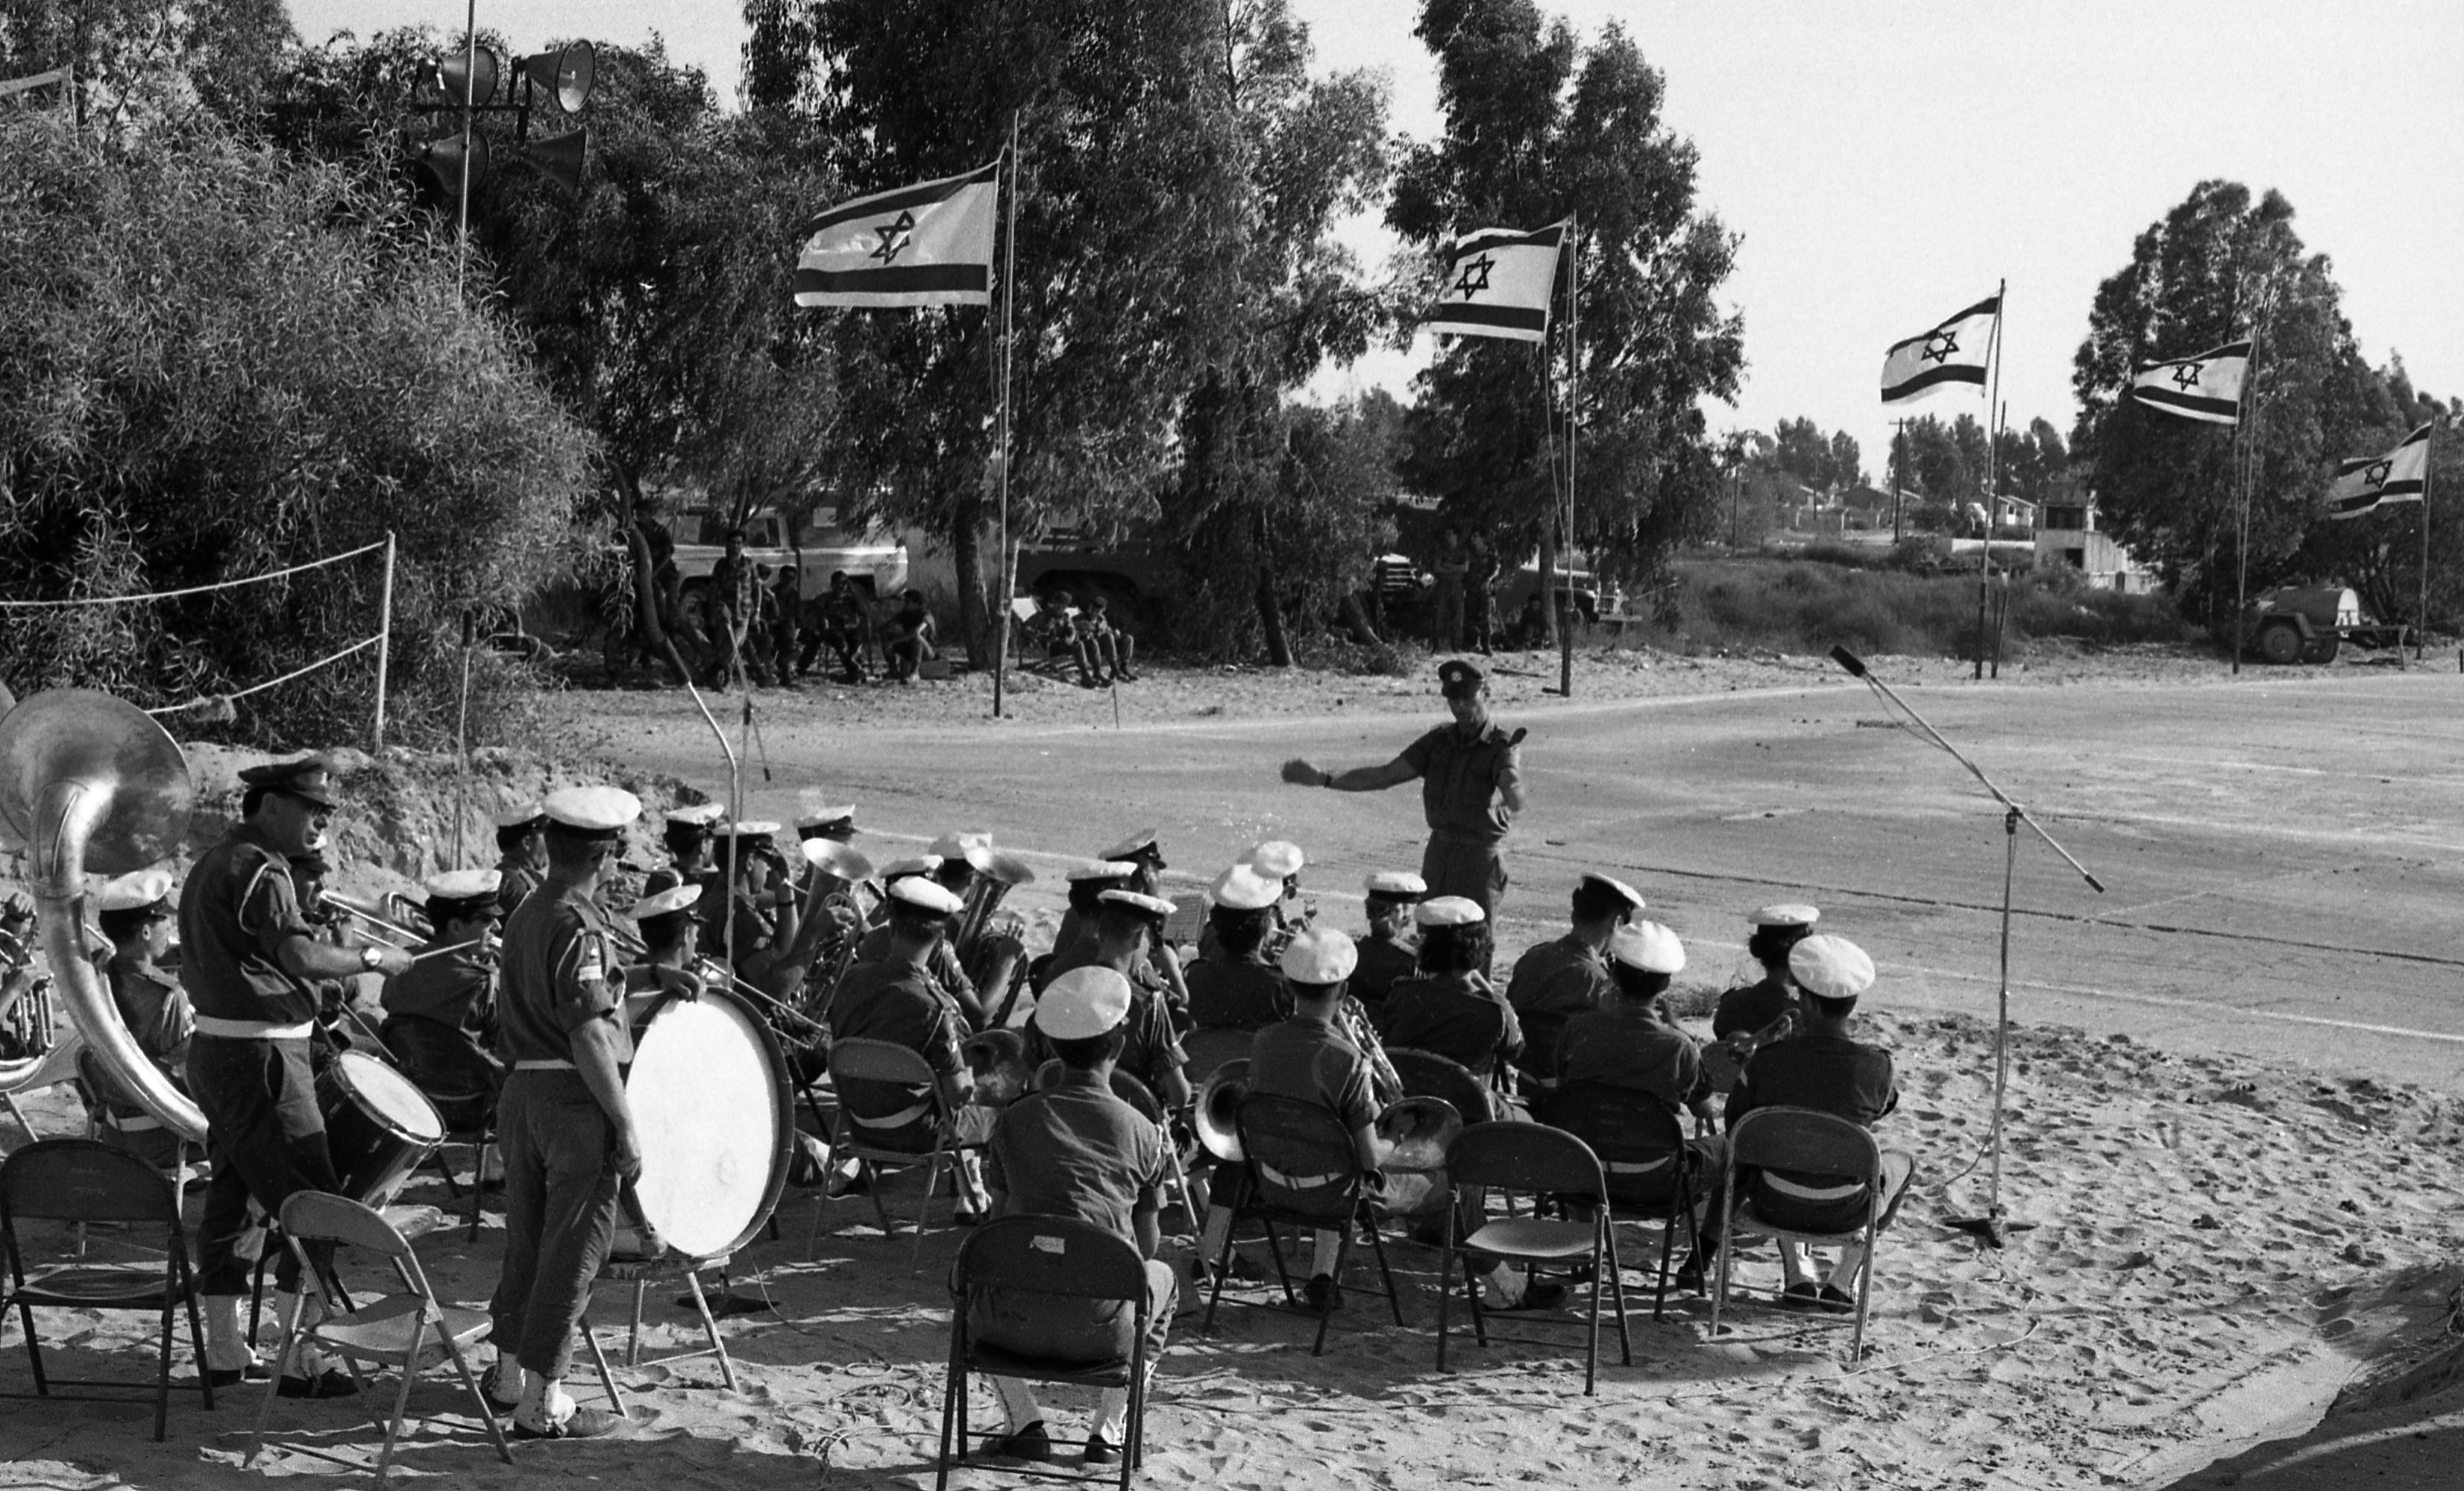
left=1648, top=557, right=2191, bottom=658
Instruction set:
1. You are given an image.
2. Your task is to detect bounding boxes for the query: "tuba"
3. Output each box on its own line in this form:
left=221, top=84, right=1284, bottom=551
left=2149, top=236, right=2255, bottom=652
left=955, top=847, right=1035, bottom=1020
left=794, top=837, right=875, bottom=1026
left=1193, top=1057, right=1250, bottom=1163
left=0, top=689, right=205, bottom=1142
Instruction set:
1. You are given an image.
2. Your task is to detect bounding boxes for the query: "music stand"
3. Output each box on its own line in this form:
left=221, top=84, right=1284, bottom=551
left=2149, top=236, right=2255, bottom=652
left=1827, top=647, right=2105, bottom=1247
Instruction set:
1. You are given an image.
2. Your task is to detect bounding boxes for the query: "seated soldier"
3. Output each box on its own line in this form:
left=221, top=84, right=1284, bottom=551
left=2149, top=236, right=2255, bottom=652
left=1043, top=860, right=1137, bottom=986
left=1030, top=589, right=1102, bottom=688
left=811, top=571, right=872, bottom=684
left=1376, top=897, right=1524, bottom=1088
left=1711, top=904, right=1820, bottom=1074
left=1554, top=920, right=1727, bottom=1281
left=1247, top=840, right=1307, bottom=943
left=1503, top=871, right=1644, bottom=1090
left=972, top=967, right=1176, bottom=1466
left=619, top=882, right=711, bottom=1019
left=382, top=870, right=504, bottom=1041
left=1084, top=595, right=1137, bottom=682
left=1182, top=865, right=1286, bottom=1032
left=855, top=853, right=993, bottom=1031
left=826, top=875, right=994, bottom=1215
left=1026, top=889, right=1191, bottom=1111
left=86, top=869, right=195, bottom=1170
left=492, top=803, right=549, bottom=920
left=1203, top=929, right=1560, bottom=1316
left=1349, top=871, right=1424, bottom=1014
left=883, top=588, right=937, bottom=682
left=1725, top=934, right=1914, bottom=1313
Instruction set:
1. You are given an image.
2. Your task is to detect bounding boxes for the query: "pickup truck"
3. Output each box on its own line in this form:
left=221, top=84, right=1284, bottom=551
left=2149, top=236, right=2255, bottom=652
left=1011, top=528, right=1178, bottom=629
left=2238, top=584, right=2410, bottom=664
left=670, top=507, right=909, bottom=615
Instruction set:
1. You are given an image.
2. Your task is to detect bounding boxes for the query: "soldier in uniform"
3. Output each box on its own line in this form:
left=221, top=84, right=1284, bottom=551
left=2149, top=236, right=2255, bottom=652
left=180, top=754, right=413, bottom=1395
left=493, top=802, right=550, bottom=920
left=86, top=868, right=195, bottom=1171
left=1099, top=827, right=1169, bottom=900
left=972, top=966, right=1177, bottom=1466
left=643, top=803, right=726, bottom=941
left=1376, top=897, right=1523, bottom=1087
left=482, top=785, right=644, bottom=1440
left=1046, top=859, right=1137, bottom=979
left=1027, top=889, right=1191, bottom=1111
left=703, top=527, right=757, bottom=689
left=1501, top=872, right=1645, bottom=1089
left=1713, top=904, right=1821, bottom=1056
left=381, top=868, right=506, bottom=1061
left=1182, top=865, right=1286, bottom=1033
left=1349, top=871, right=1425, bottom=1014
left=1281, top=658, right=1525, bottom=922
left=1248, top=841, right=1307, bottom=941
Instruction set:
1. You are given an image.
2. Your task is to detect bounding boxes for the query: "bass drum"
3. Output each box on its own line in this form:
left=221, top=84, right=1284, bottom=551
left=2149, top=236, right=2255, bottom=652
left=626, top=985, right=793, bottom=1262
left=318, top=1050, right=446, bottom=1208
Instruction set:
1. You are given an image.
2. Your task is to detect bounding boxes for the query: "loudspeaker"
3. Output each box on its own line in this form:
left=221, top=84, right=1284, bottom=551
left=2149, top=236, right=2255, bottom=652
left=414, top=130, right=492, bottom=205
left=517, top=128, right=588, bottom=195
left=515, top=41, right=596, bottom=113
left=437, top=45, right=501, bottom=107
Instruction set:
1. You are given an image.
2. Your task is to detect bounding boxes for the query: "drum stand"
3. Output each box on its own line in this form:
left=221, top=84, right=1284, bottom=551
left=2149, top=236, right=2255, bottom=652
left=579, top=1256, right=743, bottom=1418
left=1827, top=647, right=2105, bottom=1248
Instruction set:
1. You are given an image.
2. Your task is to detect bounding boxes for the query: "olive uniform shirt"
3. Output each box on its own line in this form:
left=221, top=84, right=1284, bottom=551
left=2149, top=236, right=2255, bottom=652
left=496, top=861, right=544, bottom=922
left=496, top=882, right=627, bottom=1067
left=105, top=954, right=194, bottom=1081
left=177, top=823, right=319, bottom=1026
left=1503, top=933, right=1613, bottom=1082
left=984, top=1072, right=1168, bottom=1237
left=1349, top=935, right=1418, bottom=1011
left=383, top=941, right=495, bottom=1034
left=1401, top=723, right=1521, bottom=844
left=1553, top=1006, right=1711, bottom=1112
left=1185, top=955, right=1287, bottom=1032
left=826, top=957, right=967, bottom=1143
left=1376, top=970, right=1522, bottom=1079
left=1713, top=976, right=1797, bottom=1041
left=1249, top=1013, right=1379, bottom=1137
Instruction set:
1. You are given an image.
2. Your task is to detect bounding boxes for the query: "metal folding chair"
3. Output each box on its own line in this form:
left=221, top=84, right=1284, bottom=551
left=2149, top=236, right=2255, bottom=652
left=937, top=1217, right=1152, bottom=1491
left=0, top=1137, right=210, bottom=1440
left=1435, top=1120, right=1631, bottom=1396
left=823, top=1038, right=987, bottom=1269
left=380, top=1015, right=498, bottom=1242
left=1534, top=1084, right=1698, bottom=1317
left=246, top=1191, right=511, bottom=1479
left=1205, top=1093, right=1405, bottom=1356
left=1712, top=1105, right=1897, bottom=1361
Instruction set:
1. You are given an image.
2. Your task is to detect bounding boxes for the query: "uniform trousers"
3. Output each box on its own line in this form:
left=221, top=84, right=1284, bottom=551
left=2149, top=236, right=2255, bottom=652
left=1419, top=834, right=1508, bottom=922
left=489, top=1070, right=622, bottom=1381
left=186, top=1033, right=338, bottom=1296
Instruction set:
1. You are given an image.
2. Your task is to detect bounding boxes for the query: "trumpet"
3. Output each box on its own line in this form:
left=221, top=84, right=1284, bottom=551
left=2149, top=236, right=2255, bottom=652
left=1336, top=993, right=1404, bottom=1108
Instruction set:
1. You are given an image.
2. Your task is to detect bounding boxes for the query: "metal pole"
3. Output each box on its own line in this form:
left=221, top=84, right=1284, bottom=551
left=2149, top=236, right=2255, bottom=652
left=2232, top=323, right=2263, bottom=677
left=1977, top=282, right=2004, bottom=680
left=372, top=531, right=396, bottom=752
left=1559, top=215, right=1577, bottom=699
left=1987, top=806, right=2019, bottom=1222
left=457, top=1, right=477, bottom=266
left=451, top=610, right=474, bottom=864
left=993, top=116, right=1020, bottom=718
left=2419, top=435, right=2433, bottom=662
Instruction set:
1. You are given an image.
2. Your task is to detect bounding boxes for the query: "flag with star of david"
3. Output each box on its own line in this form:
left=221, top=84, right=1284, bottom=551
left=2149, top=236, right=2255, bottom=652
left=2128, top=339, right=2252, bottom=424
left=793, top=160, right=999, bottom=309
left=1879, top=295, right=2000, bottom=406
left=1426, top=220, right=1568, bottom=342
left=2325, top=423, right=2432, bottom=520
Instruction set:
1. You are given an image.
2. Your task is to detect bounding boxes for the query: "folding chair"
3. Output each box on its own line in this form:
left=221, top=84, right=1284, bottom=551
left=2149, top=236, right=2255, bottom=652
left=0, top=1137, right=210, bottom=1440
left=1712, top=1105, right=1901, bottom=1361
left=245, top=1191, right=509, bottom=1478
left=1027, top=1063, right=1198, bottom=1233
left=1386, top=1046, right=1496, bottom=1125
left=1534, top=1084, right=1697, bottom=1318
left=1204, top=1093, right=1404, bottom=1356
left=1435, top=1120, right=1630, bottom=1395
left=825, top=1038, right=988, bottom=1269
left=380, top=1016, right=498, bottom=1242
left=937, top=1217, right=1151, bottom=1491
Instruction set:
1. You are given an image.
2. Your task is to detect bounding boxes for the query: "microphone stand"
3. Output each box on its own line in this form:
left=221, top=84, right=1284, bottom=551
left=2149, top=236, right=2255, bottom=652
left=1828, top=647, right=2105, bottom=1247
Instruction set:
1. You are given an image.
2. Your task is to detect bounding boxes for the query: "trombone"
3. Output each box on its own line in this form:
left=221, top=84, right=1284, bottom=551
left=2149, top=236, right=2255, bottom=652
left=321, top=891, right=429, bottom=952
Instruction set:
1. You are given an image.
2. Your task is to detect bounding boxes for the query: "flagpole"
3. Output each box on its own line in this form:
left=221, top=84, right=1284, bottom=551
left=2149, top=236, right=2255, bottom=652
left=2231, top=312, right=2266, bottom=677
left=992, top=114, right=1020, bottom=718
left=1560, top=215, right=1578, bottom=700
left=1976, top=279, right=2004, bottom=681
left=2421, top=428, right=2435, bottom=664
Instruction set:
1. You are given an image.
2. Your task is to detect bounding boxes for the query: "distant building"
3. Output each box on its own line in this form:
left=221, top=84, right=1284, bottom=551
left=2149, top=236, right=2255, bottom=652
left=2033, top=487, right=2155, bottom=593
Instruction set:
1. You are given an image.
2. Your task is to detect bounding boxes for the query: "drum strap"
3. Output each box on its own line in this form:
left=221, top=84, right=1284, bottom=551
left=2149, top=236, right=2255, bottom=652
left=1761, top=1173, right=1864, bottom=1203
left=513, top=1059, right=578, bottom=1071
left=194, top=1016, right=314, bottom=1040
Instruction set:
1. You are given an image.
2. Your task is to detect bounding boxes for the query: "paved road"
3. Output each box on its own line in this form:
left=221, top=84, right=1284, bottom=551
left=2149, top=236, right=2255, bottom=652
left=611, top=666, right=2464, bottom=1094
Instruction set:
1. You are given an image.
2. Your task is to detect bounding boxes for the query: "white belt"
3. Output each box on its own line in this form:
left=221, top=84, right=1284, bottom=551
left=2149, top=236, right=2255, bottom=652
left=194, top=1016, right=314, bottom=1041
left=104, top=1110, right=165, bottom=1133
left=514, top=1060, right=577, bottom=1071
left=849, top=1102, right=930, bottom=1129
left=1761, top=1173, right=1864, bottom=1203
left=1605, top=1156, right=1672, bottom=1176
left=1259, top=1163, right=1344, bottom=1191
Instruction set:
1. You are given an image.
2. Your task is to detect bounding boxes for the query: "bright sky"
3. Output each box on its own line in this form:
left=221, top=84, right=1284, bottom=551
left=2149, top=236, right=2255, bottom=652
left=291, top=1, right=2463, bottom=486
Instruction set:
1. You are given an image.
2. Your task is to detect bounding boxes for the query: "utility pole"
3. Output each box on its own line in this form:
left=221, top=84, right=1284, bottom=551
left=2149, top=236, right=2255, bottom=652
left=1891, top=418, right=1906, bottom=544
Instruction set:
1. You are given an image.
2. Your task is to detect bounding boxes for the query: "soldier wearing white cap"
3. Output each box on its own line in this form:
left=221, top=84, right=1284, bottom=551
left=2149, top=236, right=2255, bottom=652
left=1351, top=870, right=1425, bottom=1012
left=1280, top=657, right=1526, bottom=921
left=1248, top=840, right=1308, bottom=938
left=825, top=875, right=996, bottom=1209
left=484, top=784, right=644, bottom=1439
left=1502, top=872, right=1646, bottom=1088
left=619, top=883, right=711, bottom=1022
left=1374, top=897, right=1523, bottom=1087
left=1725, top=934, right=1911, bottom=1312
left=851, top=850, right=998, bottom=1031
left=796, top=805, right=857, bottom=844
left=972, top=966, right=1176, bottom=1466
left=1097, top=827, right=1167, bottom=898
left=1185, top=864, right=1286, bottom=1033
left=1047, top=859, right=1138, bottom=976
left=86, top=868, right=195, bottom=1170
left=493, top=801, right=550, bottom=919
left=709, top=820, right=803, bottom=989
left=181, top=752, right=414, bottom=1397
left=381, top=868, right=505, bottom=1042
left=1028, top=889, right=1191, bottom=1109
left=1713, top=905, right=1822, bottom=1060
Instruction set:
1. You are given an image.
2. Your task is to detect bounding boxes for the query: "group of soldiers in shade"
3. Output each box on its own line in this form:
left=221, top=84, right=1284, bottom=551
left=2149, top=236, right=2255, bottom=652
left=54, top=726, right=1910, bottom=1457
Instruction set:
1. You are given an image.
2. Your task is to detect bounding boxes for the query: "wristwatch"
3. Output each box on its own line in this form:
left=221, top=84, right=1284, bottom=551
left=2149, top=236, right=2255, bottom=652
left=359, top=944, right=386, bottom=972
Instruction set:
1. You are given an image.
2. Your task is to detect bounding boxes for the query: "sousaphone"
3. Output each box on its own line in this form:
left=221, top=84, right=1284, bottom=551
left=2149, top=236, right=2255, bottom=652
left=0, top=689, right=205, bottom=1141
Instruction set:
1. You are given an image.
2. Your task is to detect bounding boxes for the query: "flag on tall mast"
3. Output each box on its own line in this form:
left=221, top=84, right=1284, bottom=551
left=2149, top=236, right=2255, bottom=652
left=2129, top=339, right=2252, bottom=424
left=2325, top=423, right=2433, bottom=519
left=793, top=160, right=999, bottom=308
left=1427, top=220, right=1568, bottom=342
left=1879, top=294, right=1999, bottom=405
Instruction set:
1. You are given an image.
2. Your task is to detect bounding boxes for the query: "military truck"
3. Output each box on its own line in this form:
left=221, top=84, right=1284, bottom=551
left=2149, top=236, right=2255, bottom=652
left=2239, top=585, right=2410, bottom=665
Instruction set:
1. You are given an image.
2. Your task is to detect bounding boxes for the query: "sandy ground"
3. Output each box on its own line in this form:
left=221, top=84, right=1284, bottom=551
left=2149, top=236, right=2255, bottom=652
left=7, top=637, right=2464, bottom=1490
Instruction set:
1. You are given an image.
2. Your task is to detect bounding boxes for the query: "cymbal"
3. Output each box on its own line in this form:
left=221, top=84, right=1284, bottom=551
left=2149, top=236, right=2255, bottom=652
left=800, top=837, right=875, bottom=882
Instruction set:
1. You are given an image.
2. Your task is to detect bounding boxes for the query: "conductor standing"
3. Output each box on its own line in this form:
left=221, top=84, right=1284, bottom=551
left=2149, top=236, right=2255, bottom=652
left=1282, top=658, right=1525, bottom=921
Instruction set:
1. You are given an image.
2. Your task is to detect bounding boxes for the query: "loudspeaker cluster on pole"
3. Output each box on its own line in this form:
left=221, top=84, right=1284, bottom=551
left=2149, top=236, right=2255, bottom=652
left=403, top=38, right=597, bottom=212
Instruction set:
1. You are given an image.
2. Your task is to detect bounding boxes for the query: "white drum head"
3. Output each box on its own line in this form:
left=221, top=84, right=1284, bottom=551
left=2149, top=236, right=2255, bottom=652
left=627, top=992, right=790, bottom=1261
left=336, top=1051, right=445, bottom=1142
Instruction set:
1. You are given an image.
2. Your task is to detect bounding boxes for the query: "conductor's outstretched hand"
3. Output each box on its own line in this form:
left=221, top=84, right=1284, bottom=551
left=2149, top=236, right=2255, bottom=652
left=1280, top=758, right=1323, bottom=787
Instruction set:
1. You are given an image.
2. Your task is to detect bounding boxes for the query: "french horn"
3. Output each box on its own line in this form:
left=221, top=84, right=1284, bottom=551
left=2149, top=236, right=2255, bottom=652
left=0, top=689, right=205, bottom=1142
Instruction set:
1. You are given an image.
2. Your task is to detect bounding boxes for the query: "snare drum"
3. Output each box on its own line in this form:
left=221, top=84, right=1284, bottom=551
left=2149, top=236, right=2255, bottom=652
left=318, top=1050, right=445, bottom=1207
left=626, top=987, right=793, bottom=1262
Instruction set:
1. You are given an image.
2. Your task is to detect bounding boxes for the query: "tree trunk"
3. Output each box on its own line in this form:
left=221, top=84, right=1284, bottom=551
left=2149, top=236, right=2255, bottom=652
left=1340, top=591, right=1381, bottom=647
left=1536, top=515, right=1560, bottom=650
left=950, top=491, right=991, bottom=670
left=1253, top=504, right=1292, bottom=667
left=616, top=465, right=689, bottom=686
